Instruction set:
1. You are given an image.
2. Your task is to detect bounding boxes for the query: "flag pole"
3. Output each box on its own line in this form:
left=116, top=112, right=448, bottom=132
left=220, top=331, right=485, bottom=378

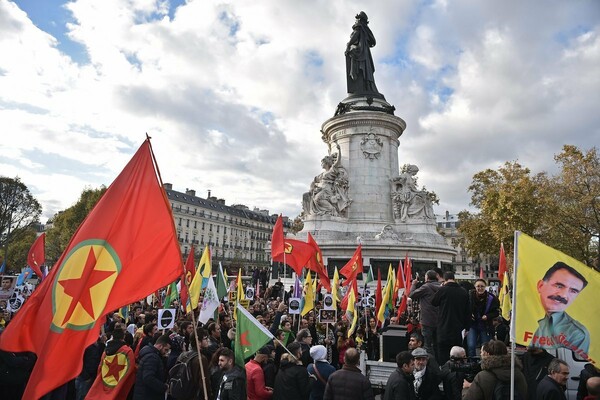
left=510, top=231, right=520, bottom=400
left=188, top=310, right=209, bottom=400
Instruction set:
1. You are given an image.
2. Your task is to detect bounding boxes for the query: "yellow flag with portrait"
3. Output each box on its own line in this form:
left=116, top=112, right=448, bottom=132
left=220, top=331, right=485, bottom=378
left=514, top=232, right=600, bottom=364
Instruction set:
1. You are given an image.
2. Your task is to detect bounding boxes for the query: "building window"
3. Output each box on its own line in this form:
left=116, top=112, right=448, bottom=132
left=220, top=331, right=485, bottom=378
left=224, top=227, right=227, bottom=234
left=194, top=221, right=197, bottom=229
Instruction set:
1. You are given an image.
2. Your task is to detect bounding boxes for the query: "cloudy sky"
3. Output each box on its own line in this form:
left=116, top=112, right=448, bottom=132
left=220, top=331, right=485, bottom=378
left=1, top=0, right=599, bottom=222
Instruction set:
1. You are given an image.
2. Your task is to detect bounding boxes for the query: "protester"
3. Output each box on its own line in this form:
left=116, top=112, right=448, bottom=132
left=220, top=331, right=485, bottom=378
left=134, top=334, right=172, bottom=400
left=409, top=269, right=441, bottom=361
left=246, top=346, right=273, bottom=400
left=412, top=347, right=443, bottom=400
left=324, top=347, right=374, bottom=400
left=431, top=271, right=470, bottom=365
left=440, top=346, right=468, bottom=400
left=307, top=345, right=336, bottom=400
left=537, top=358, right=570, bottom=400
left=521, top=347, right=555, bottom=400
left=383, top=350, right=415, bottom=400
left=215, top=348, right=246, bottom=400
left=273, top=342, right=312, bottom=400
left=466, top=279, right=500, bottom=357
left=463, top=339, right=527, bottom=400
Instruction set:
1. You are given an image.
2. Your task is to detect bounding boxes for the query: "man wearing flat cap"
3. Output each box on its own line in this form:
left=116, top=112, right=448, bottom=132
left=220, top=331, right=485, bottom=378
left=412, top=348, right=443, bottom=400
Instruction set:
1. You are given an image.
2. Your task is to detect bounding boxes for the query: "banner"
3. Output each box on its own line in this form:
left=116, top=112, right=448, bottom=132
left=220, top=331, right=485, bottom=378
left=514, top=232, right=599, bottom=364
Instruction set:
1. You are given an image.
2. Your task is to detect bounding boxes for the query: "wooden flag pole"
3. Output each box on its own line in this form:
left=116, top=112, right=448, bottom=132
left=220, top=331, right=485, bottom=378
left=189, top=310, right=209, bottom=400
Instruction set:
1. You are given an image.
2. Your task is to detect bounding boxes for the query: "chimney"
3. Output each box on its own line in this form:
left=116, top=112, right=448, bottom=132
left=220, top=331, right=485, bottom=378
left=207, top=189, right=211, bottom=199
left=163, top=183, right=173, bottom=190
left=185, top=188, right=196, bottom=197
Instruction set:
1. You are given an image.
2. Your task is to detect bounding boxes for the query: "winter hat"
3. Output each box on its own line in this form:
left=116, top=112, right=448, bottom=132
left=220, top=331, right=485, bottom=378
left=412, top=347, right=429, bottom=358
left=310, top=345, right=327, bottom=362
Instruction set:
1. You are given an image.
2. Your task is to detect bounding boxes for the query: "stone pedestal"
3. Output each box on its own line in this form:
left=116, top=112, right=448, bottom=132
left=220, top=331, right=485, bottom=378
left=299, top=96, right=455, bottom=270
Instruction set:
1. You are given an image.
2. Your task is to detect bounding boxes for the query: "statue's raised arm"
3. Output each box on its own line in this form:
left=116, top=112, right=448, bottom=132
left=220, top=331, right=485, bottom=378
left=345, top=11, right=380, bottom=96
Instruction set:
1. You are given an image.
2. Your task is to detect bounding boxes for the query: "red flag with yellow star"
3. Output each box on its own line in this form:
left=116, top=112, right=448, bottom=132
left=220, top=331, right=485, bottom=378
left=86, top=344, right=135, bottom=400
left=340, top=245, right=363, bottom=284
left=0, top=139, right=183, bottom=399
left=271, top=238, right=314, bottom=276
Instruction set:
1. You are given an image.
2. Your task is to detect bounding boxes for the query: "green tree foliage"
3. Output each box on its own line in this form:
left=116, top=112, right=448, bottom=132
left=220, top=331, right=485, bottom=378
left=459, top=146, right=600, bottom=270
left=458, top=162, right=552, bottom=259
left=46, top=186, right=107, bottom=263
left=0, top=177, right=42, bottom=271
left=545, top=145, right=600, bottom=269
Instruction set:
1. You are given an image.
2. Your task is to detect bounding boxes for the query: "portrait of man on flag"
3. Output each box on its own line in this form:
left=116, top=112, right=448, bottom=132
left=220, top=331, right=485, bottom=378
left=515, top=232, right=599, bottom=363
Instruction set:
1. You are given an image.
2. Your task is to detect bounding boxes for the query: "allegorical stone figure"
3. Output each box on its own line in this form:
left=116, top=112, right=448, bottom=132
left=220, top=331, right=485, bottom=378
left=391, top=165, right=435, bottom=222
left=345, top=11, right=380, bottom=96
left=303, top=143, right=352, bottom=217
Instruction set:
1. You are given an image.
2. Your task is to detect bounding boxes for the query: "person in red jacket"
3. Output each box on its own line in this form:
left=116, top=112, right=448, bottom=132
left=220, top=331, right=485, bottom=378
left=246, top=346, right=274, bottom=400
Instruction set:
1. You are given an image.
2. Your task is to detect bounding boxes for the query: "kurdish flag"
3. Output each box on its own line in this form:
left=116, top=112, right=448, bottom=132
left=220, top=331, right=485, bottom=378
left=235, top=303, right=274, bottom=367
left=0, top=139, right=182, bottom=399
left=301, top=271, right=314, bottom=316
left=86, top=343, right=135, bottom=400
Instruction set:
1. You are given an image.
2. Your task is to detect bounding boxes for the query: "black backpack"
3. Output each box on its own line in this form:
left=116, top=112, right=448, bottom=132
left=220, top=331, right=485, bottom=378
left=168, top=351, right=199, bottom=399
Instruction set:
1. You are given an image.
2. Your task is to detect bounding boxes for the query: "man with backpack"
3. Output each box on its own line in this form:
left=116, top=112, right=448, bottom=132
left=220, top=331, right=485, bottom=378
left=134, top=334, right=172, bottom=400
left=168, top=328, right=212, bottom=400
left=462, top=340, right=527, bottom=400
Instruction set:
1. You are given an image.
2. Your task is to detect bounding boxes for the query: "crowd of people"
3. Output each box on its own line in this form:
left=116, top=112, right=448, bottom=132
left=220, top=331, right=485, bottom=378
left=1, top=267, right=599, bottom=400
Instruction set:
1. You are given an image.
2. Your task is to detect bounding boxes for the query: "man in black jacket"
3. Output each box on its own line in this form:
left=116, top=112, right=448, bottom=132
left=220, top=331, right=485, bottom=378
left=274, top=342, right=312, bottom=400
left=537, top=358, right=569, bottom=400
left=431, top=271, right=469, bottom=365
left=216, top=348, right=246, bottom=400
left=324, top=347, right=374, bottom=400
left=384, top=350, right=415, bottom=400
left=412, top=347, right=442, bottom=400
left=133, top=334, right=171, bottom=400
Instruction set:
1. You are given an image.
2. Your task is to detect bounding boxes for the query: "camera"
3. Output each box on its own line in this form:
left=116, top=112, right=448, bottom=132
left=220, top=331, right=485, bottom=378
left=448, top=356, right=481, bottom=382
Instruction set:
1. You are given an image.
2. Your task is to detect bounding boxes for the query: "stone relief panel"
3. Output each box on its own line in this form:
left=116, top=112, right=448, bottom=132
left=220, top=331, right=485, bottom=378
left=374, top=225, right=399, bottom=240
left=360, top=132, right=383, bottom=160
left=302, top=143, right=352, bottom=217
left=390, top=164, right=435, bottom=222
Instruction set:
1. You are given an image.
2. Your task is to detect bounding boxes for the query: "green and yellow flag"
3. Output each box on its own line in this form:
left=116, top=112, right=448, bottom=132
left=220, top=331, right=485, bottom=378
left=164, top=281, right=178, bottom=309
left=234, top=303, right=274, bottom=367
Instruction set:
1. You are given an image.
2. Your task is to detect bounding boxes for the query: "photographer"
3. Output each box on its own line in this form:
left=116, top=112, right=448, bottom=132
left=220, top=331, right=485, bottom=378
left=440, top=346, right=471, bottom=400
left=463, top=340, right=527, bottom=400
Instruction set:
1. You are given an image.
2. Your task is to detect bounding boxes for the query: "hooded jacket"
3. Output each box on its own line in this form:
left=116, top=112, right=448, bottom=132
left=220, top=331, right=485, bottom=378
left=463, top=354, right=527, bottom=400
left=274, top=357, right=312, bottom=400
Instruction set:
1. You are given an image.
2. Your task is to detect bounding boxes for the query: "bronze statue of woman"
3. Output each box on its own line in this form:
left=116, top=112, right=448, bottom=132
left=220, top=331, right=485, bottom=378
left=345, top=11, right=381, bottom=97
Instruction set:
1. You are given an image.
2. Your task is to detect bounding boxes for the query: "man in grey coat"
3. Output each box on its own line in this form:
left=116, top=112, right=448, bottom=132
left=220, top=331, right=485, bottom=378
left=410, top=270, right=441, bottom=361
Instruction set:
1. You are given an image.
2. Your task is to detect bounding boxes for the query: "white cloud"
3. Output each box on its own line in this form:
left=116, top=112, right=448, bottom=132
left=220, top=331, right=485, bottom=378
left=1, top=0, right=599, bottom=223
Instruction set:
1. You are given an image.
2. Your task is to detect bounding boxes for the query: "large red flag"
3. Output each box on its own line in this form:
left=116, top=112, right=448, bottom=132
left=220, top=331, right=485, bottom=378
left=27, top=232, right=45, bottom=280
left=180, top=245, right=195, bottom=311
left=270, top=215, right=284, bottom=258
left=86, top=343, right=136, bottom=400
left=340, top=245, right=362, bottom=285
left=498, top=242, right=507, bottom=284
left=0, top=139, right=183, bottom=399
left=272, top=238, right=314, bottom=276
left=307, top=233, right=331, bottom=291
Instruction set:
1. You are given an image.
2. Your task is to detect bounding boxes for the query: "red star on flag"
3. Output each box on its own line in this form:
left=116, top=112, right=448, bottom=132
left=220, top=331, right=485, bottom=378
left=104, top=355, right=126, bottom=382
left=58, top=247, right=115, bottom=325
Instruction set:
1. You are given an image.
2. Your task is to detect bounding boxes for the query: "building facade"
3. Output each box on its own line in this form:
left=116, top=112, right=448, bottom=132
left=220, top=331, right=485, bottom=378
left=436, top=211, right=497, bottom=282
left=164, top=184, right=286, bottom=273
